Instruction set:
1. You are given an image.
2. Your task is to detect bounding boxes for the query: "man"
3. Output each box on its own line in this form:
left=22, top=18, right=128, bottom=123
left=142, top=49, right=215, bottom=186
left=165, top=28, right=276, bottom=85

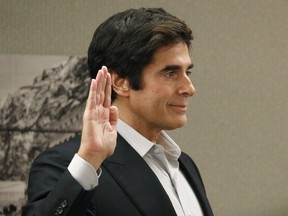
left=22, top=8, right=213, bottom=216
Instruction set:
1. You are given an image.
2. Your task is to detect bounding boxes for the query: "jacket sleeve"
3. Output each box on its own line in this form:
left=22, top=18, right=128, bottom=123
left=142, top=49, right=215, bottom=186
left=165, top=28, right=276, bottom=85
left=22, top=140, right=96, bottom=216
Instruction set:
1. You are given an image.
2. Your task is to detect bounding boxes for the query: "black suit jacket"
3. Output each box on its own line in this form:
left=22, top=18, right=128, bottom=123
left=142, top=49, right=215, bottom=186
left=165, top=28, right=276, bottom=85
left=22, top=134, right=213, bottom=216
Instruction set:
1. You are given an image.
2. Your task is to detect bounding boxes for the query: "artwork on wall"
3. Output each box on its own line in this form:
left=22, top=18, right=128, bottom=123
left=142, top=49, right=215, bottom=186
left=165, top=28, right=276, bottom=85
left=0, top=54, right=90, bottom=215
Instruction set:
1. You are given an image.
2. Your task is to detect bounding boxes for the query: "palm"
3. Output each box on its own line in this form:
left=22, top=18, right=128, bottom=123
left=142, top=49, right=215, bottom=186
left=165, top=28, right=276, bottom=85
left=78, top=66, right=118, bottom=169
left=85, top=104, right=116, bottom=152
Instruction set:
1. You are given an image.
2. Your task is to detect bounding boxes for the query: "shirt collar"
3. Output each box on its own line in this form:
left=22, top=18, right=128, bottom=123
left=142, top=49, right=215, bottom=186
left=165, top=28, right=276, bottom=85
left=117, top=119, right=181, bottom=160
left=157, top=131, right=182, bottom=160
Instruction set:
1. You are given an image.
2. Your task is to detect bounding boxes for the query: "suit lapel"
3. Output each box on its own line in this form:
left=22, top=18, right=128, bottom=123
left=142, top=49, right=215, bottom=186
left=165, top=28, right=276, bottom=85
left=103, top=135, right=177, bottom=216
left=179, top=153, right=213, bottom=216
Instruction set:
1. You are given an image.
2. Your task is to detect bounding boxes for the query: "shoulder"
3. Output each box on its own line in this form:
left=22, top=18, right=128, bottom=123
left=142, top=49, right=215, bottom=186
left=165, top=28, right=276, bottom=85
left=32, top=135, right=81, bottom=169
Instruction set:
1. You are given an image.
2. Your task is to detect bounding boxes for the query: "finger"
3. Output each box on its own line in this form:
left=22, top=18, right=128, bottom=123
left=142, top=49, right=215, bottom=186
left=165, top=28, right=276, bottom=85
left=100, top=66, right=108, bottom=105
left=86, top=79, right=97, bottom=110
left=103, top=71, right=112, bottom=108
left=95, top=69, right=103, bottom=105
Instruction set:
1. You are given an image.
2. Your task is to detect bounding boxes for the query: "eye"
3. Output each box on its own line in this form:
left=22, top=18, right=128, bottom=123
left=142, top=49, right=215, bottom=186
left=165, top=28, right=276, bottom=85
left=186, top=70, right=192, bottom=76
left=164, top=71, right=177, bottom=78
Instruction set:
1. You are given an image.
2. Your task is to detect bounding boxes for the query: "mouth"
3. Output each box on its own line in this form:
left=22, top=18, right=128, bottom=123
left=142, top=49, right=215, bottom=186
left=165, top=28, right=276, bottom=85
left=169, top=104, right=188, bottom=113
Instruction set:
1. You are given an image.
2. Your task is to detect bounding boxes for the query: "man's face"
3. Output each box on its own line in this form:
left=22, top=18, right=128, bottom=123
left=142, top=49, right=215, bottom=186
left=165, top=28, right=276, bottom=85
left=121, top=42, right=195, bottom=139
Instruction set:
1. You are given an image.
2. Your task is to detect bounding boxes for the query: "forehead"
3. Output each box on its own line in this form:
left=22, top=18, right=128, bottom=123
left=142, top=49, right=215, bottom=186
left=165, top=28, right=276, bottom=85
left=149, top=42, right=192, bottom=67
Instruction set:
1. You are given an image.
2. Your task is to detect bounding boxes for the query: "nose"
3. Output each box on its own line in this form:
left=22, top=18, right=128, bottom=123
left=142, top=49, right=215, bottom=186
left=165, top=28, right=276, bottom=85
left=178, top=75, right=195, bottom=97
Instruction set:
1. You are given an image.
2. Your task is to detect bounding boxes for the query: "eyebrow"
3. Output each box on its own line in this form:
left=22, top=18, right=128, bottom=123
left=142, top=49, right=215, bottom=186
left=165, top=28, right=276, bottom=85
left=161, top=63, right=194, bottom=72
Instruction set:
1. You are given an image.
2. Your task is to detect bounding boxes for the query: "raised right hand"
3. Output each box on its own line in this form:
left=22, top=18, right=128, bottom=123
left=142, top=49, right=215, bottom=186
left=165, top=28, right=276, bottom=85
left=78, top=66, right=118, bottom=170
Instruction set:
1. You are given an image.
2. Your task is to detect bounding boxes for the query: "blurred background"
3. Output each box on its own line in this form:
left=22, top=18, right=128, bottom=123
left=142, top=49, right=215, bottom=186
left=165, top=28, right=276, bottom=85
left=0, top=0, right=287, bottom=215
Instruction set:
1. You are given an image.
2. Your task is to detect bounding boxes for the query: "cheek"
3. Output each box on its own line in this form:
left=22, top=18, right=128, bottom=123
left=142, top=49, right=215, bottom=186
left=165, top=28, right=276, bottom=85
left=152, top=87, right=173, bottom=103
left=146, top=89, right=167, bottom=104
left=136, top=84, right=173, bottom=109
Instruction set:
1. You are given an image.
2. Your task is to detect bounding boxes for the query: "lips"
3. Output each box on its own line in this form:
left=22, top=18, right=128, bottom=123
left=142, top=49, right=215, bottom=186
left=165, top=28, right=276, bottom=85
left=169, top=104, right=188, bottom=112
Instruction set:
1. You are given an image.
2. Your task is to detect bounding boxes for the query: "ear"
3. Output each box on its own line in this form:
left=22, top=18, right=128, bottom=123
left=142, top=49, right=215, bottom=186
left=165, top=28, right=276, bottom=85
left=111, top=73, right=130, bottom=97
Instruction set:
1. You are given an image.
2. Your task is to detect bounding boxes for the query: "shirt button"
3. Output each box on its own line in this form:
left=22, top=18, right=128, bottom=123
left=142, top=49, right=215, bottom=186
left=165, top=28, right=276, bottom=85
left=154, top=148, right=159, bottom=154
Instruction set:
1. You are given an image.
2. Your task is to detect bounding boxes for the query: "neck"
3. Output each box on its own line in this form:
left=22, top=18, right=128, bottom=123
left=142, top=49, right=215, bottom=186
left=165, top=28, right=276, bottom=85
left=118, top=116, right=161, bottom=143
left=114, top=101, right=161, bottom=143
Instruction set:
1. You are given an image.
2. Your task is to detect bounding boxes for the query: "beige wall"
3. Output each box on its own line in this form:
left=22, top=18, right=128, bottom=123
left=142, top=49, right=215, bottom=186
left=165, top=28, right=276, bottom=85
left=1, top=0, right=288, bottom=215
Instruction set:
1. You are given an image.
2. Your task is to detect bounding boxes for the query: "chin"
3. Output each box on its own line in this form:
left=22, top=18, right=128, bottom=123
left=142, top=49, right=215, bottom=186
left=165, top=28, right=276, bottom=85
left=166, top=118, right=187, bottom=130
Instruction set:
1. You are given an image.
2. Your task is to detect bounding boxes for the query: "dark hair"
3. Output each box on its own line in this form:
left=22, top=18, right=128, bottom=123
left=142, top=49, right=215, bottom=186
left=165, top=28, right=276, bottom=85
left=88, top=8, right=193, bottom=101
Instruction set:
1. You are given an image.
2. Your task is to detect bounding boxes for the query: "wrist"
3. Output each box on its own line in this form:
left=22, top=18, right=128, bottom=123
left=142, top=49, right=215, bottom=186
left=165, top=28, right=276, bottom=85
left=77, top=149, right=106, bottom=170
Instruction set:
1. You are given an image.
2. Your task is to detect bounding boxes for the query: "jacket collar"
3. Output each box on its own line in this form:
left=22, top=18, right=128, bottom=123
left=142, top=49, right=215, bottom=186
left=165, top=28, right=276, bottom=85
left=103, top=135, right=177, bottom=216
left=103, top=134, right=213, bottom=216
left=179, top=153, right=214, bottom=216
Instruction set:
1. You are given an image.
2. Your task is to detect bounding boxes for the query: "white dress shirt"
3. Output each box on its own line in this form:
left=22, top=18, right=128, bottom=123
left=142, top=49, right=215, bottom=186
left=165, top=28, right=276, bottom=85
left=68, top=119, right=203, bottom=216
